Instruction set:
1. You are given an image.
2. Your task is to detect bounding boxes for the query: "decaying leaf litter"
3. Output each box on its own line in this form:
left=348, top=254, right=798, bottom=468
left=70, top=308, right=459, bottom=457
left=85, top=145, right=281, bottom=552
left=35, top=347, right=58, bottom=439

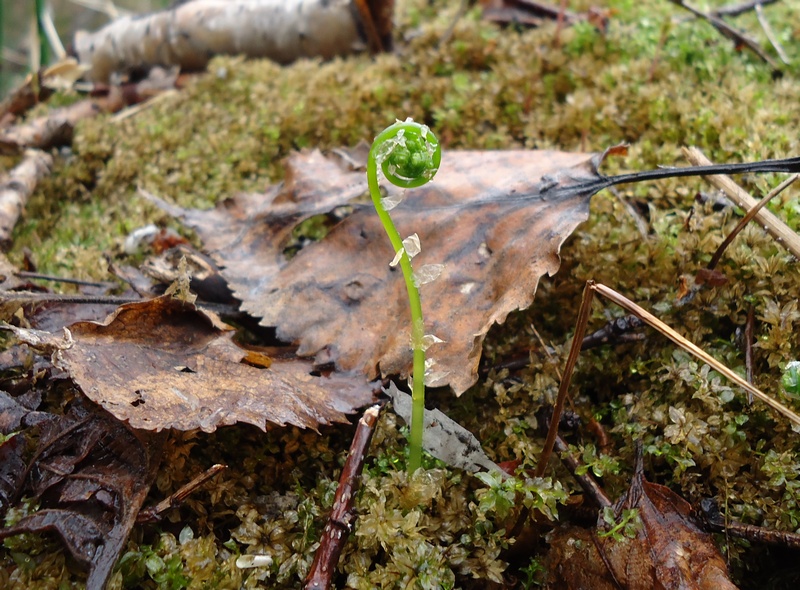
left=3, top=0, right=800, bottom=588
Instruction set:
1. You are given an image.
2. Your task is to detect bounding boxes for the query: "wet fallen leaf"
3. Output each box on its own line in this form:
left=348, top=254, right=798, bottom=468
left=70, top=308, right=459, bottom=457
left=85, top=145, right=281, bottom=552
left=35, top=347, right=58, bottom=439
left=546, top=461, right=737, bottom=589
left=0, top=390, right=164, bottom=590
left=155, top=147, right=606, bottom=394
left=7, top=295, right=377, bottom=431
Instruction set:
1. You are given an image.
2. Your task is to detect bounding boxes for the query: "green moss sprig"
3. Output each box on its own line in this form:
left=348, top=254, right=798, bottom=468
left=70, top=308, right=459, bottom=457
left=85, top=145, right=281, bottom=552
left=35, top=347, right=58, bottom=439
left=368, top=118, right=441, bottom=473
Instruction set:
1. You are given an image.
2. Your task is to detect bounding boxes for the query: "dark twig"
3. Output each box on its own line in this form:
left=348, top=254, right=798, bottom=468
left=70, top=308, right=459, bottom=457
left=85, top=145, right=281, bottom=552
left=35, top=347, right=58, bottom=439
left=668, top=0, right=781, bottom=72
left=515, top=0, right=578, bottom=23
left=137, top=464, right=226, bottom=524
left=15, top=271, right=112, bottom=289
left=305, top=402, right=383, bottom=590
left=581, top=314, right=645, bottom=351
left=706, top=174, right=798, bottom=271
left=0, top=290, right=243, bottom=317
left=554, top=434, right=612, bottom=508
left=700, top=498, right=800, bottom=549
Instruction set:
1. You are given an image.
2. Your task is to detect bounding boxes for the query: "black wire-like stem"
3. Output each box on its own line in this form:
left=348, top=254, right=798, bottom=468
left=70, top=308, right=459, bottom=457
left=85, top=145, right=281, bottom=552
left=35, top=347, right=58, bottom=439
left=573, top=156, right=800, bottom=199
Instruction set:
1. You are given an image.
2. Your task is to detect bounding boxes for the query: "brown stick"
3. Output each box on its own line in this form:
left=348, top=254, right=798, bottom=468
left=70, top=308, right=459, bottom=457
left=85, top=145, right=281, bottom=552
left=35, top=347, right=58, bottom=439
left=305, top=403, right=383, bottom=590
left=554, top=434, right=611, bottom=508
left=0, top=100, right=104, bottom=150
left=535, top=281, right=595, bottom=477
left=137, top=464, right=227, bottom=524
left=0, top=150, right=53, bottom=247
left=0, top=70, right=54, bottom=123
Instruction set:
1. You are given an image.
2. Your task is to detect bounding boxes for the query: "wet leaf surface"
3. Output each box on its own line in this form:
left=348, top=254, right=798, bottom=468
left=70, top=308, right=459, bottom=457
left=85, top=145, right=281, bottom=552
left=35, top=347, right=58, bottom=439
left=546, top=462, right=737, bottom=589
left=9, top=295, right=377, bottom=431
left=0, top=386, right=164, bottom=590
left=158, top=147, right=604, bottom=394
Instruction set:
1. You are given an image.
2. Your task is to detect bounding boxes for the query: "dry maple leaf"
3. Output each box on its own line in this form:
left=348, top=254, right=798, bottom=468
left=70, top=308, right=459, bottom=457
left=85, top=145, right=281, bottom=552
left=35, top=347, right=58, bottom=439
left=546, top=459, right=737, bottom=590
left=7, top=295, right=377, bottom=432
left=153, top=148, right=800, bottom=395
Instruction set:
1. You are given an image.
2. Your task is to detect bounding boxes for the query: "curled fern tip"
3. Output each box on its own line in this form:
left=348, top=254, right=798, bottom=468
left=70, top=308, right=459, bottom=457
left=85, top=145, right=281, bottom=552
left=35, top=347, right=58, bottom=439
left=372, top=118, right=441, bottom=189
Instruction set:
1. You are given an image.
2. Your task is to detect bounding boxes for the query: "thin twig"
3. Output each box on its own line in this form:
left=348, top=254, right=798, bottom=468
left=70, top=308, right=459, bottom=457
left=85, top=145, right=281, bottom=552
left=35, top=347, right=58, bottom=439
left=305, top=403, right=383, bottom=590
left=754, top=2, right=790, bottom=65
left=15, top=271, right=111, bottom=289
left=40, top=5, right=67, bottom=60
left=706, top=174, right=798, bottom=270
left=438, top=0, right=471, bottom=47
left=682, top=147, right=800, bottom=260
left=745, top=305, right=755, bottom=403
left=515, top=0, right=578, bottom=23
left=712, top=0, right=778, bottom=18
left=554, top=434, right=612, bottom=508
left=700, top=498, right=800, bottom=549
left=137, top=464, right=226, bottom=524
left=535, top=281, right=595, bottom=477
left=0, top=290, right=242, bottom=317
left=668, top=0, right=781, bottom=72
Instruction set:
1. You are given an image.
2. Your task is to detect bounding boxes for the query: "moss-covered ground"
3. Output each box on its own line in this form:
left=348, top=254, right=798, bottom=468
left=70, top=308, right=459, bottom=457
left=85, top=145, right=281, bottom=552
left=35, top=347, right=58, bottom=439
left=3, top=0, right=800, bottom=587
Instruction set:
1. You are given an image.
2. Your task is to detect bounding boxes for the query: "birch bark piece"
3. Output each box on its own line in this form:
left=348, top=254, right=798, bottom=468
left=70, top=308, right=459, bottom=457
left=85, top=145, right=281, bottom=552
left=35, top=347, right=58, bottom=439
left=682, top=146, right=800, bottom=260
left=74, top=0, right=392, bottom=83
left=0, top=149, right=53, bottom=248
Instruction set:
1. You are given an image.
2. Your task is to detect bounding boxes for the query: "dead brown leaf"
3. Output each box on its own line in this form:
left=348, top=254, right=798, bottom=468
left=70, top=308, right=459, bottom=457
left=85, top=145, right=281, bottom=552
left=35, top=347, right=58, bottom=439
left=155, top=147, right=605, bottom=394
left=0, top=390, right=164, bottom=590
left=7, top=295, right=377, bottom=431
left=546, top=461, right=737, bottom=589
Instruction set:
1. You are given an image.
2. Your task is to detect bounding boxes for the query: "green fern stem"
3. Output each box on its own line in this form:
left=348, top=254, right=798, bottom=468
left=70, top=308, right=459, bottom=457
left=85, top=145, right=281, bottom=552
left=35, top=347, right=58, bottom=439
left=367, top=119, right=441, bottom=473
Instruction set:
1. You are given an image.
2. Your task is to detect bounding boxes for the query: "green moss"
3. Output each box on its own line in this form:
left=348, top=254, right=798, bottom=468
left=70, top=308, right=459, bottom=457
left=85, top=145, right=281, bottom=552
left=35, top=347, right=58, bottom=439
left=4, top=0, right=800, bottom=587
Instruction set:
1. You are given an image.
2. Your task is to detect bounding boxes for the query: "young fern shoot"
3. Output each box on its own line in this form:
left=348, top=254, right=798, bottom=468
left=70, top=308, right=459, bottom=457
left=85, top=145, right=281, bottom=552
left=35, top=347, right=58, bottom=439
left=367, top=118, right=441, bottom=473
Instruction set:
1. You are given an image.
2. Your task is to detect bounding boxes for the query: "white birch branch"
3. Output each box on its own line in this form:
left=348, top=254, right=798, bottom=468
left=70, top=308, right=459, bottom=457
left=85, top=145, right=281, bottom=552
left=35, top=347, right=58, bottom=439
left=74, top=0, right=388, bottom=83
left=0, top=150, right=54, bottom=247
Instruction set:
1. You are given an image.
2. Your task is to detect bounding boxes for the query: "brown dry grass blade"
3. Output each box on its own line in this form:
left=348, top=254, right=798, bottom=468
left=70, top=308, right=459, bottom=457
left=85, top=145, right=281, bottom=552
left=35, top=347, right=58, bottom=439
left=592, top=282, right=800, bottom=426
left=538, top=280, right=800, bottom=477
